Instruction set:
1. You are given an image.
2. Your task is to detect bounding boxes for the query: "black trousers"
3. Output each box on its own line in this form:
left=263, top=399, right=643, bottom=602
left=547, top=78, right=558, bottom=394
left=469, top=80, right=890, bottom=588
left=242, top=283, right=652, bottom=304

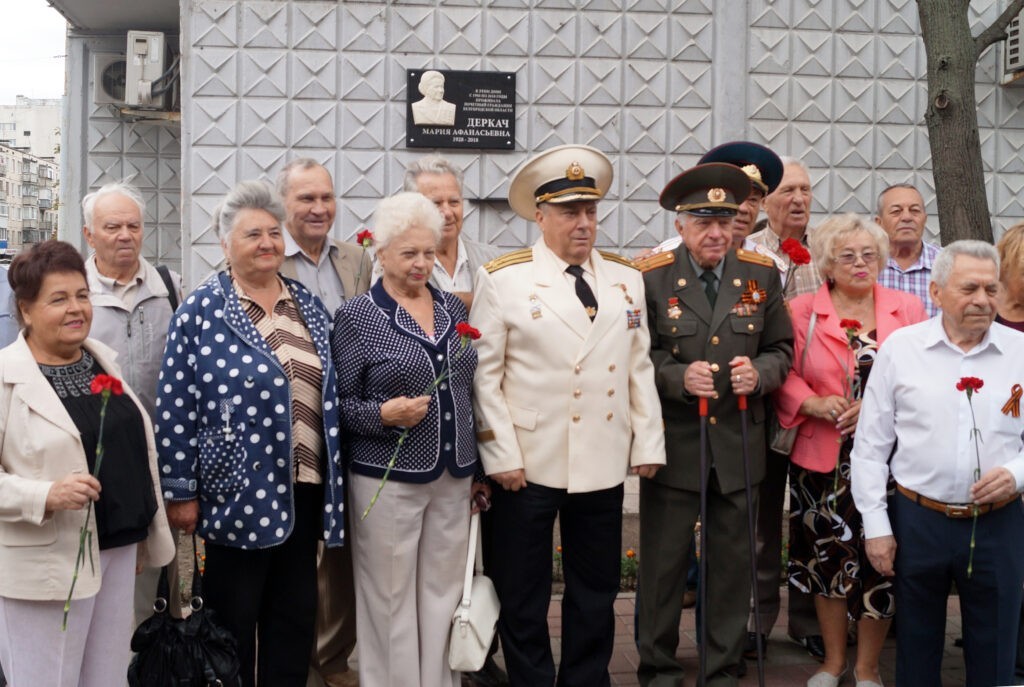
left=488, top=482, right=623, bottom=687
left=203, top=482, right=323, bottom=687
left=892, top=490, right=1024, bottom=687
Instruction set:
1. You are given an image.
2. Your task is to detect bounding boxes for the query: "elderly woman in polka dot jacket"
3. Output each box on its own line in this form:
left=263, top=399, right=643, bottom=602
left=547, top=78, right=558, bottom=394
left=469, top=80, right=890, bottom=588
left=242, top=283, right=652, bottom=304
left=333, top=191, right=490, bottom=687
left=155, top=180, right=345, bottom=687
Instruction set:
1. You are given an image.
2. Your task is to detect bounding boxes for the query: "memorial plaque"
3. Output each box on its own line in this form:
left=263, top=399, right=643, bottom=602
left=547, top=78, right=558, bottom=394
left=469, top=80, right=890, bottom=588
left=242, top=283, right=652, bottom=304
left=406, top=69, right=515, bottom=150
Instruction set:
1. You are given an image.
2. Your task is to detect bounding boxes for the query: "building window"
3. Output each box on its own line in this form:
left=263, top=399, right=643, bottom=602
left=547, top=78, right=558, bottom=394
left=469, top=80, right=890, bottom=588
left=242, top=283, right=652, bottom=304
left=22, top=131, right=30, bottom=137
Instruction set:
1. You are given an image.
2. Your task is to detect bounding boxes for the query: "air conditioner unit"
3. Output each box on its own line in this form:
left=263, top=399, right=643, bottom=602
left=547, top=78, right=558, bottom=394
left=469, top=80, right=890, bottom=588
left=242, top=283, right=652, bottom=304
left=1007, top=11, right=1024, bottom=73
left=125, top=31, right=167, bottom=108
left=92, top=52, right=127, bottom=105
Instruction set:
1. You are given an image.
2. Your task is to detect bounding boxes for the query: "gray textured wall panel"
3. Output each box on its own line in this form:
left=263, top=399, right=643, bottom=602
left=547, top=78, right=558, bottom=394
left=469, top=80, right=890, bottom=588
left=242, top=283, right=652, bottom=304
left=173, top=0, right=1024, bottom=285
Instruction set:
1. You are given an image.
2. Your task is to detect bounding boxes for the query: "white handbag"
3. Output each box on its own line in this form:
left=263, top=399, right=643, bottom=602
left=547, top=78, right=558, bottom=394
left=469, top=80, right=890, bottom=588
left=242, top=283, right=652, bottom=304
left=448, top=512, right=500, bottom=672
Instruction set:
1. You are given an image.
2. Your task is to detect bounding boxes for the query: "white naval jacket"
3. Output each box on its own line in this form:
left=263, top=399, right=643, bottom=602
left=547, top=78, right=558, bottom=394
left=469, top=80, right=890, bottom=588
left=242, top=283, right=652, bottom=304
left=470, top=239, right=666, bottom=493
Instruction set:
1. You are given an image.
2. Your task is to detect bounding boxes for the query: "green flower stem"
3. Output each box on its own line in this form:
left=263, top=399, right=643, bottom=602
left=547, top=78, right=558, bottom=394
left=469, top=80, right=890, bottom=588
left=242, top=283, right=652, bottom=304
left=62, top=391, right=110, bottom=631
left=361, top=336, right=470, bottom=520
left=966, top=392, right=982, bottom=579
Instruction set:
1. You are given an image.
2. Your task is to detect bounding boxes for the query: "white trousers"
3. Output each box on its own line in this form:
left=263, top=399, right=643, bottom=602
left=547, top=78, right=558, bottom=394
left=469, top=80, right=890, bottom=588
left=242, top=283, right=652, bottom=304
left=0, top=544, right=136, bottom=687
left=349, top=470, right=471, bottom=687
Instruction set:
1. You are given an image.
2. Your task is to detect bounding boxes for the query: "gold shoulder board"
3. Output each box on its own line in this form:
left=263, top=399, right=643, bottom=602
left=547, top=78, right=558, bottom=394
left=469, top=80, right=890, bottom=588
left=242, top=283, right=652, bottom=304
left=484, top=248, right=533, bottom=273
left=598, top=250, right=639, bottom=270
left=634, top=251, right=675, bottom=273
left=736, top=248, right=775, bottom=268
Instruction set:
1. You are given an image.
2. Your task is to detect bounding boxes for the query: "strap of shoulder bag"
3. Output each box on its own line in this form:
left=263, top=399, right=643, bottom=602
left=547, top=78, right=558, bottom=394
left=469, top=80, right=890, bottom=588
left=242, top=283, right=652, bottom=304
left=457, top=512, right=481, bottom=619
left=156, top=264, right=179, bottom=312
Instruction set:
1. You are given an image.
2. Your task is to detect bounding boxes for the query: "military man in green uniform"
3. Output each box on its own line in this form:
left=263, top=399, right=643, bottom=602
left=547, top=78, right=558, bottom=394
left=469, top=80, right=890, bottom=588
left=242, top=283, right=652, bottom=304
left=636, top=163, right=794, bottom=687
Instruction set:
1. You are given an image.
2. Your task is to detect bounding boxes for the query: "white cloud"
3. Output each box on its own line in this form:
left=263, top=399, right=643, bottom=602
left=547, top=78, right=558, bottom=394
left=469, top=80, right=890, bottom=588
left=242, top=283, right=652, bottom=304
left=0, top=1, right=67, bottom=104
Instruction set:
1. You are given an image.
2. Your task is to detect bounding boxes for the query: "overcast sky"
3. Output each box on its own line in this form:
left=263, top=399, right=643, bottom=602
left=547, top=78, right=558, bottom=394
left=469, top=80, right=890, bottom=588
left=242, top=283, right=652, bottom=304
left=0, top=1, right=67, bottom=104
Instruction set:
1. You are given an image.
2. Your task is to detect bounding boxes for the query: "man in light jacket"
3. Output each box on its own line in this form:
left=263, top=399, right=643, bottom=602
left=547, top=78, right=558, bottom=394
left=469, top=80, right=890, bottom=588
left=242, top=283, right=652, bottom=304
left=82, top=181, right=181, bottom=623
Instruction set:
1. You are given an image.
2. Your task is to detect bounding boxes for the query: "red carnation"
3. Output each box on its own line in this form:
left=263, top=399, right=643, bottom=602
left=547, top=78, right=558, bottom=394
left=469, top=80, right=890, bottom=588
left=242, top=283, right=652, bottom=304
left=839, top=319, right=862, bottom=334
left=356, top=230, right=374, bottom=248
left=780, top=238, right=811, bottom=265
left=956, top=377, right=984, bottom=394
left=90, top=374, right=123, bottom=397
left=455, top=322, right=481, bottom=340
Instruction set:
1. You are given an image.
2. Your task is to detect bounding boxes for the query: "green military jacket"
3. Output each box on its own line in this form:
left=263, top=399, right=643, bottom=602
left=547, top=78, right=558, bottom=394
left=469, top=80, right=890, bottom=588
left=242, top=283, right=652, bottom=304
left=642, top=245, right=793, bottom=494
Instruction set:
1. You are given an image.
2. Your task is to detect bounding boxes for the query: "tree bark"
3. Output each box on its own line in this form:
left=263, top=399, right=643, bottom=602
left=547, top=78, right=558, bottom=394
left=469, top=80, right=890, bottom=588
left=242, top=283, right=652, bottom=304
left=917, top=0, right=992, bottom=244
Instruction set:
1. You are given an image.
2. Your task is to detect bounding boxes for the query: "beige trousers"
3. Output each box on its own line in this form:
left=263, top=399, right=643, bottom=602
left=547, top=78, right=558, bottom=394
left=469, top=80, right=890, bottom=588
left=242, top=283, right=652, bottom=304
left=349, top=470, right=471, bottom=687
left=310, top=523, right=358, bottom=677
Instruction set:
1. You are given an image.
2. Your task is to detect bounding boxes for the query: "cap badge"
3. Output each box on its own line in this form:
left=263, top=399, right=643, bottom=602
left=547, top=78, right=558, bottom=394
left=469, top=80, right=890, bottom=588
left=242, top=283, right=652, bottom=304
left=566, top=162, right=585, bottom=181
left=707, top=188, right=726, bottom=203
left=741, top=164, right=763, bottom=183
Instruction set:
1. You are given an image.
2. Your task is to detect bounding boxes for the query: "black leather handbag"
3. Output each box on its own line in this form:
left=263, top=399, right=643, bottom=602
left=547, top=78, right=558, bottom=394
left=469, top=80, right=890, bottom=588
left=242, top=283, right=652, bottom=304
left=128, top=534, right=241, bottom=687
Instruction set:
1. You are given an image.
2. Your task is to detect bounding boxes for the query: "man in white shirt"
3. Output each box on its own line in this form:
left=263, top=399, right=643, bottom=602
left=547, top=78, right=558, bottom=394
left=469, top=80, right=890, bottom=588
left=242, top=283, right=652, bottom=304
left=402, top=154, right=500, bottom=312
left=852, top=240, right=1024, bottom=686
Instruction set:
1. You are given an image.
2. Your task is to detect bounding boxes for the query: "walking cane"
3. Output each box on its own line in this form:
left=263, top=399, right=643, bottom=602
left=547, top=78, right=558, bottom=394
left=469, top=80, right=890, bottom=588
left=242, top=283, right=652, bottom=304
left=738, top=394, right=766, bottom=687
left=697, top=396, right=710, bottom=687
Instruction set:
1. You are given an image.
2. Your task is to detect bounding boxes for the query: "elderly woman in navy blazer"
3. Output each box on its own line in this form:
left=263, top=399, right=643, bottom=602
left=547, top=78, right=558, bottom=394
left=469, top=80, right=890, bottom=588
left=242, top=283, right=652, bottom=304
left=156, top=180, right=344, bottom=687
left=333, top=191, right=488, bottom=687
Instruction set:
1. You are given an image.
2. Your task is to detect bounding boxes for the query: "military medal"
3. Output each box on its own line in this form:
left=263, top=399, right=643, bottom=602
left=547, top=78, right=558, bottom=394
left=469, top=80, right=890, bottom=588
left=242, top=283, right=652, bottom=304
left=667, top=296, right=682, bottom=319
left=626, top=308, right=642, bottom=329
left=741, top=280, right=766, bottom=308
left=618, top=283, right=634, bottom=304
left=530, top=293, right=542, bottom=319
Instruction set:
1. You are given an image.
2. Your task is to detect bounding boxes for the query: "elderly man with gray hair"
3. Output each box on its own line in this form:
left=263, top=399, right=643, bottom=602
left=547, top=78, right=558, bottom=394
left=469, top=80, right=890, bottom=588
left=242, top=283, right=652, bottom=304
left=81, top=181, right=182, bottom=625
left=852, top=240, right=1024, bottom=686
left=403, top=154, right=500, bottom=313
left=275, top=158, right=368, bottom=687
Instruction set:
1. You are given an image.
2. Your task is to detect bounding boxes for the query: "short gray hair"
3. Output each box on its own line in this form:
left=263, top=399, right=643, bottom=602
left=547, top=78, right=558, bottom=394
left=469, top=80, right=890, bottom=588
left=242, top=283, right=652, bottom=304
left=211, top=180, right=286, bottom=241
left=275, top=158, right=328, bottom=198
left=875, top=183, right=923, bottom=217
left=808, top=213, right=890, bottom=278
left=932, top=240, right=999, bottom=287
left=373, top=192, right=444, bottom=249
left=82, top=182, right=145, bottom=230
left=402, top=154, right=464, bottom=193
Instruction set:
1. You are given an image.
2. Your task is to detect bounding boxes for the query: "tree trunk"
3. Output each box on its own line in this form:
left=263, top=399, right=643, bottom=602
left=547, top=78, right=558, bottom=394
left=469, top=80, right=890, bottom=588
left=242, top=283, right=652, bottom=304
left=917, top=0, right=993, bottom=244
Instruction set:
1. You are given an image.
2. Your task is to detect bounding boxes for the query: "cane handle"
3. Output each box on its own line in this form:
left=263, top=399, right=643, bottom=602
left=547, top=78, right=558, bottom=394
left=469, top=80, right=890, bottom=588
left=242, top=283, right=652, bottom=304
left=738, top=395, right=748, bottom=411
left=698, top=397, right=708, bottom=417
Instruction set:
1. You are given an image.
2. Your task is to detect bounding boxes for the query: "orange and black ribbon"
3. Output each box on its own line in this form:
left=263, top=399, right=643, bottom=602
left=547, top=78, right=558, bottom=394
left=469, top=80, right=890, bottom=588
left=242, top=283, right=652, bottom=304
left=1002, top=384, right=1023, bottom=418
left=741, top=279, right=766, bottom=305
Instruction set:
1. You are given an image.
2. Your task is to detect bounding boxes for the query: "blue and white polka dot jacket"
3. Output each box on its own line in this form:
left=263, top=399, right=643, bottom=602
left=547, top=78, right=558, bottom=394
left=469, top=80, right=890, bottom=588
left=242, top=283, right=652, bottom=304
left=155, top=272, right=345, bottom=549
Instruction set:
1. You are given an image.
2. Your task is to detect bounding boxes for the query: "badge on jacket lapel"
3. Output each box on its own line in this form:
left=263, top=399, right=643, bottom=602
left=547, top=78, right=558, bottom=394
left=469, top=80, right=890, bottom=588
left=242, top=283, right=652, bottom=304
left=626, top=308, right=642, bottom=329
left=530, top=293, right=542, bottom=319
left=666, top=296, right=682, bottom=320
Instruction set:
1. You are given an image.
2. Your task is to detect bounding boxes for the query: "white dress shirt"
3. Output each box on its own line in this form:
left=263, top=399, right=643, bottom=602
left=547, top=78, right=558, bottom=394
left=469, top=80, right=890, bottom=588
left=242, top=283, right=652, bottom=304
left=851, top=317, right=1024, bottom=539
left=431, top=237, right=474, bottom=293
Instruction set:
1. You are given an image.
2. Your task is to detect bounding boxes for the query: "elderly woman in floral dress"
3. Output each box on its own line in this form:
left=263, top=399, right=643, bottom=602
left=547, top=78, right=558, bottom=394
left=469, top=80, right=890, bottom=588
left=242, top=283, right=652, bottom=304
left=775, top=214, right=926, bottom=687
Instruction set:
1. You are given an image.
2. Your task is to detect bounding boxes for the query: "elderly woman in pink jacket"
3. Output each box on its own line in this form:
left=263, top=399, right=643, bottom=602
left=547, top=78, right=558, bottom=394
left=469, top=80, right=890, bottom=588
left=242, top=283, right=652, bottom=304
left=774, top=214, right=927, bottom=687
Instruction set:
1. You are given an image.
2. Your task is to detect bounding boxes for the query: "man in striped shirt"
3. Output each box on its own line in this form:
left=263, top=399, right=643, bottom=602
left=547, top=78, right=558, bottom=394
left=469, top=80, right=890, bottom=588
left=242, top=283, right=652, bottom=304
left=874, top=183, right=940, bottom=317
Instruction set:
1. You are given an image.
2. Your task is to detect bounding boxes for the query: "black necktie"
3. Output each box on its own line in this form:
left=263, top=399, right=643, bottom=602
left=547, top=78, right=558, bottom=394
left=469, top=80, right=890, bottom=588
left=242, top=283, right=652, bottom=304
left=566, top=265, right=598, bottom=320
left=700, top=270, right=718, bottom=307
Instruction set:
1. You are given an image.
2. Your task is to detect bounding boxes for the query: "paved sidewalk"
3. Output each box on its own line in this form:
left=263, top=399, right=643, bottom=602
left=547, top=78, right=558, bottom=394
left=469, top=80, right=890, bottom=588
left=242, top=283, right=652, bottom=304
left=529, top=588, right=967, bottom=686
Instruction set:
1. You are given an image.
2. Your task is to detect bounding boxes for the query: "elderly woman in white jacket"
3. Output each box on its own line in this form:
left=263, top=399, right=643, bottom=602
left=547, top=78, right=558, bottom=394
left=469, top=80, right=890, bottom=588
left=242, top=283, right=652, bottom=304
left=0, top=240, right=174, bottom=687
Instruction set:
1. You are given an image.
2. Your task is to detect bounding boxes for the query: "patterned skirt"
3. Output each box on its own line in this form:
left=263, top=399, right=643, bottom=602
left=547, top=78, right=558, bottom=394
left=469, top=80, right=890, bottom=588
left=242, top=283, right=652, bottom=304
left=787, top=442, right=895, bottom=621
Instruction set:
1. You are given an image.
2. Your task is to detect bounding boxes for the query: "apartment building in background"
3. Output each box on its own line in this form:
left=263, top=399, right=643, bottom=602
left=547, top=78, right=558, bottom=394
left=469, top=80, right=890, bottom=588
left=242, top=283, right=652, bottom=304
left=0, top=144, right=59, bottom=258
